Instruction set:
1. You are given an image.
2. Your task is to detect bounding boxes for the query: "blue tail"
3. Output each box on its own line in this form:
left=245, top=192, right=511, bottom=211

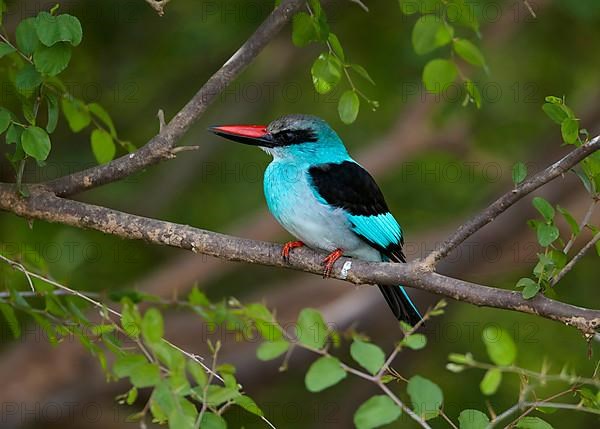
left=378, top=284, right=422, bottom=326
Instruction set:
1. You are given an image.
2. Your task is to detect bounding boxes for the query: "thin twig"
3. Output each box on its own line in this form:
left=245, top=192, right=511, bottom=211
left=552, top=232, right=600, bottom=286
left=564, top=200, right=597, bottom=254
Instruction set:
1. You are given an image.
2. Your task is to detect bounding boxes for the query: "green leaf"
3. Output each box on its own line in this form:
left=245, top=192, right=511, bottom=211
left=479, top=368, right=502, bottom=395
left=350, top=64, right=375, bottom=85
left=350, top=339, right=385, bottom=375
left=328, top=33, right=344, bottom=61
left=516, top=416, right=554, bottom=429
left=446, top=0, right=479, bottom=32
left=465, top=80, right=481, bottom=108
left=407, top=375, right=443, bottom=420
left=0, top=41, right=16, bottom=58
left=402, top=333, right=427, bottom=350
left=422, top=59, right=457, bottom=93
left=199, top=412, right=227, bottom=429
left=557, top=205, right=580, bottom=236
left=532, top=197, right=555, bottom=221
left=169, top=410, right=195, bottom=429
left=482, top=326, right=517, bottom=366
left=91, top=128, right=116, bottom=164
left=512, top=162, right=527, bottom=185
left=62, top=98, right=91, bottom=132
left=21, top=126, right=51, bottom=161
left=0, top=302, right=21, bottom=338
left=516, top=278, right=540, bottom=299
left=412, top=15, right=453, bottom=55
left=45, top=93, right=59, bottom=133
left=88, top=103, right=117, bottom=137
left=536, top=223, right=559, bottom=247
left=187, top=360, right=207, bottom=388
left=305, top=356, right=347, bottom=392
left=121, top=298, right=141, bottom=338
left=458, top=409, right=490, bottom=429
left=33, top=42, right=72, bottom=76
left=130, top=363, right=161, bottom=388
left=292, top=12, right=316, bottom=47
left=353, top=395, right=401, bottom=429
left=0, top=107, right=11, bottom=133
left=542, top=103, right=570, bottom=125
left=16, top=18, right=40, bottom=55
left=205, top=385, right=241, bottom=406
left=296, top=308, right=328, bottom=350
left=142, top=307, right=164, bottom=345
left=233, top=395, right=264, bottom=417
left=113, top=354, right=147, bottom=378
left=311, top=53, right=342, bottom=94
left=338, top=90, right=360, bottom=124
left=453, top=38, right=485, bottom=67
left=256, top=340, right=289, bottom=361
left=35, top=12, right=83, bottom=47
left=15, top=64, right=43, bottom=93
left=561, top=118, right=579, bottom=144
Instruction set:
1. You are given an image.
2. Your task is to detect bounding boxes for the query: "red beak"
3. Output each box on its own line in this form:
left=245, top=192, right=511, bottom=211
left=208, top=124, right=274, bottom=147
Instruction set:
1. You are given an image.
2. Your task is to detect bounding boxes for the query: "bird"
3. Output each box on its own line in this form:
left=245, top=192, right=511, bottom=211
left=208, top=114, right=422, bottom=325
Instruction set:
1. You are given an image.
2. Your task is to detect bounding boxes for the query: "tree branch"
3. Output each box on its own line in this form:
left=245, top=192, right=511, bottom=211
left=423, top=135, right=600, bottom=268
left=1, top=185, right=598, bottom=334
left=41, top=0, right=304, bottom=197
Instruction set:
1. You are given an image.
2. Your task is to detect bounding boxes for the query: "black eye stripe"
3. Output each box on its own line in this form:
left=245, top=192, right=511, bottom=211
left=271, top=129, right=318, bottom=145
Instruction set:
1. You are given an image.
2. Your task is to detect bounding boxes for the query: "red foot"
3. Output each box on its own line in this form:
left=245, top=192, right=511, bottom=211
left=322, top=249, right=344, bottom=278
left=282, top=241, right=304, bottom=263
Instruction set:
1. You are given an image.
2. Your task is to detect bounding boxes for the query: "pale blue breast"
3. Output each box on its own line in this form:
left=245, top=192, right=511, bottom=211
left=263, top=160, right=381, bottom=262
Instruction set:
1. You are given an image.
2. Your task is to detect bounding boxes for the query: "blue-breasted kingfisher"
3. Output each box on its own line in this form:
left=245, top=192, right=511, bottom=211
left=209, top=114, right=422, bottom=325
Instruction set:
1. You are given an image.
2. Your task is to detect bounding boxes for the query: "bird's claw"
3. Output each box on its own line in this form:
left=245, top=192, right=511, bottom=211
left=281, top=241, right=304, bottom=263
left=322, top=249, right=343, bottom=278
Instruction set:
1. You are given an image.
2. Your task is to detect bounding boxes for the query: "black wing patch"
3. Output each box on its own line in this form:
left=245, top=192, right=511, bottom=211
left=308, top=161, right=389, bottom=216
left=308, top=161, right=405, bottom=261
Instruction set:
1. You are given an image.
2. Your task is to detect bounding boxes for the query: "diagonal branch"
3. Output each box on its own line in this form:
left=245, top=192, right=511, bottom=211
left=423, top=135, right=600, bottom=268
left=42, top=0, right=305, bottom=197
left=1, top=185, right=598, bottom=334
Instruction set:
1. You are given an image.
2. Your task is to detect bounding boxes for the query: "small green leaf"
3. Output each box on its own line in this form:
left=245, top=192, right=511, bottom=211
left=45, top=93, right=59, bottom=133
left=412, top=15, right=453, bottom=55
left=187, top=360, right=207, bottom=388
left=88, top=103, right=117, bottom=137
left=113, top=354, right=147, bottom=378
left=16, top=18, right=40, bottom=55
left=453, top=38, right=485, bottom=67
left=0, top=41, right=16, bottom=58
left=62, top=98, right=91, bottom=132
left=35, top=12, right=83, bottom=47
left=256, top=340, right=289, bottom=361
left=311, top=53, right=342, bottom=94
left=561, top=118, right=579, bottom=144
left=516, top=416, right=554, bottom=429
left=0, top=107, right=11, bottom=133
left=338, top=90, right=360, bottom=124
left=407, top=375, right=444, bottom=420
left=522, top=282, right=540, bottom=299
left=482, top=326, right=516, bottom=366
left=557, top=205, right=580, bottom=236
left=305, top=356, right=346, bottom=392
left=33, top=42, right=72, bottom=76
left=328, top=33, right=344, bottom=61
left=296, top=308, right=328, bottom=350
left=542, top=103, right=570, bottom=125
left=422, top=59, right=457, bottom=93
left=465, top=80, right=481, bottom=108
left=130, top=363, right=161, bottom=388
left=532, top=197, right=555, bottom=221
left=0, top=302, right=21, bottom=339
left=142, top=307, right=164, bottom=345
left=91, top=128, right=116, bottom=164
left=402, top=333, right=427, bottom=350
left=350, top=64, right=375, bottom=85
left=458, top=409, right=490, bottom=429
left=205, top=385, right=241, bottom=407
left=169, top=411, right=195, bottom=429
left=21, top=126, right=51, bottom=161
left=536, top=223, right=559, bottom=247
left=199, top=412, right=227, bottom=429
left=292, top=12, right=318, bottom=47
left=234, top=395, right=263, bottom=417
left=353, top=395, right=401, bottom=429
left=512, top=162, right=527, bottom=185
left=479, top=368, right=502, bottom=395
left=15, top=64, right=43, bottom=93
left=350, top=339, right=385, bottom=375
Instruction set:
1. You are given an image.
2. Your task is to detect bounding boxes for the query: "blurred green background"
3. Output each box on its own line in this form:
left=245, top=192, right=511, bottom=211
left=0, top=0, right=599, bottom=428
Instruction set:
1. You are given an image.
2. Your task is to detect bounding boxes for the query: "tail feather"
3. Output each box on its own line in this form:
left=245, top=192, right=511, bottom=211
left=378, top=285, right=422, bottom=326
